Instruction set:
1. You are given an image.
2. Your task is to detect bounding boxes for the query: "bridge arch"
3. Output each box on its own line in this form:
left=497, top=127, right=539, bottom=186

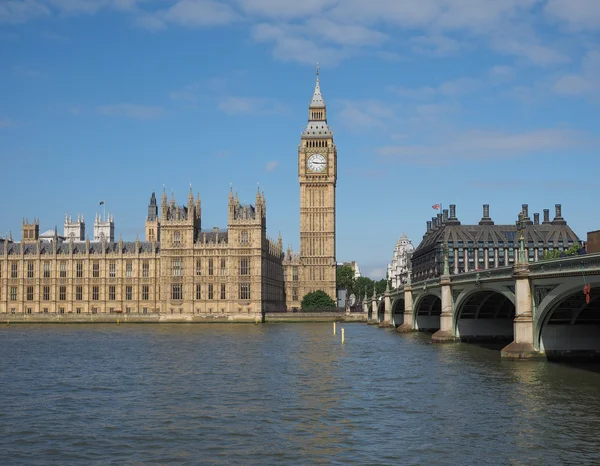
left=367, top=303, right=373, bottom=321
left=413, top=293, right=441, bottom=332
left=391, top=297, right=405, bottom=327
left=453, top=287, right=515, bottom=342
left=535, top=278, right=600, bottom=360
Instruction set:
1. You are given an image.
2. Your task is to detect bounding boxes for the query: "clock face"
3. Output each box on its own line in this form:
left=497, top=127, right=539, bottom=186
left=307, top=153, right=326, bottom=173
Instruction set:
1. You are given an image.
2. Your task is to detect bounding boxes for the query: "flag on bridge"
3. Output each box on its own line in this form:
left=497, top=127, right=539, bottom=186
left=99, top=201, right=105, bottom=206
left=432, top=204, right=441, bottom=210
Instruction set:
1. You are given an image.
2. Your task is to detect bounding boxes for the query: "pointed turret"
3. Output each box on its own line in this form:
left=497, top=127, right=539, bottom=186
left=303, top=63, right=331, bottom=136
left=309, top=63, right=326, bottom=109
left=188, top=184, right=194, bottom=206
left=147, top=192, right=158, bottom=221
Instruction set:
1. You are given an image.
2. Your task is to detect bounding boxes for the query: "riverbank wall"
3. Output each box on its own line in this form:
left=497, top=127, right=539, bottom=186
left=1, top=312, right=367, bottom=324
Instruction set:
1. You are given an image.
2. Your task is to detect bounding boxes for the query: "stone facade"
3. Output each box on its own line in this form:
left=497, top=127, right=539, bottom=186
left=284, top=67, right=337, bottom=307
left=387, top=233, right=414, bottom=289
left=0, top=189, right=286, bottom=320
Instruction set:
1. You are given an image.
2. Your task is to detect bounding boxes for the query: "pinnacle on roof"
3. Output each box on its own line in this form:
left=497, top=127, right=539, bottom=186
left=309, top=62, right=326, bottom=108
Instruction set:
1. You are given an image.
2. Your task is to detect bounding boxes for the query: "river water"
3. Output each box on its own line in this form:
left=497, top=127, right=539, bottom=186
left=1, top=323, right=599, bottom=465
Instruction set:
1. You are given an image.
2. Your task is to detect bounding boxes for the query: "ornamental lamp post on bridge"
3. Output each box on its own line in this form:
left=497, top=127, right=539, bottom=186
left=517, top=210, right=527, bottom=264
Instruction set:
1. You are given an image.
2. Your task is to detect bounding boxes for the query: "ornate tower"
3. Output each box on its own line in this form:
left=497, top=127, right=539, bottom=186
left=298, top=65, right=337, bottom=302
left=93, top=213, right=114, bottom=242
left=145, top=192, right=160, bottom=242
left=64, top=213, right=85, bottom=241
left=21, top=218, right=39, bottom=243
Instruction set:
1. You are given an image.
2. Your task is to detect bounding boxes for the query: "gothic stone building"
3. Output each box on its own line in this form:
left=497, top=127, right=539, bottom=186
left=0, top=188, right=285, bottom=320
left=0, top=70, right=337, bottom=318
left=411, top=203, right=580, bottom=281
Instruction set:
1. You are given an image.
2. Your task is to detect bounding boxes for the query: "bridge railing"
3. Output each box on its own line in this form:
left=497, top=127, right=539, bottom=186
left=529, top=252, right=600, bottom=276
left=450, top=266, right=514, bottom=284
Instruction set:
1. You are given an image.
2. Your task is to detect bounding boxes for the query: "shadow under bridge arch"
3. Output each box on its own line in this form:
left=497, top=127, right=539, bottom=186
left=391, top=298, right=405, bottom=327
left=377, top=299, right=386, bottom=323
left=538, top=283, right=600, bottom=362
left=414, top=294, right=441, bottom=333
left=455, top=289, right=515, bottom=343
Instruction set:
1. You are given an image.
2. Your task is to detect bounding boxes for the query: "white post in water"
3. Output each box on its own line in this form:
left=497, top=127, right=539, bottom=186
left=333, top=322, right=336, bottom=335
left=341, top=328, right=345, bottom=344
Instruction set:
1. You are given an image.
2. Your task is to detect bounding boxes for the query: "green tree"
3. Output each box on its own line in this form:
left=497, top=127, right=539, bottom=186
left=542, top=243, right=582, bottom=260
left=336, top=265, right=355, bottom=294
left=375, top=278, right=387, bottom=295
left=301, top=290, right=336, bottom=310
left=355, top=276, right=374, bottom=299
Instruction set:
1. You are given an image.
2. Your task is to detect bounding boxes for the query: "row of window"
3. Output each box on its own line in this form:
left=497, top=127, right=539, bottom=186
left=2, top=283, right=252, bottom=302
left=174, top=283, right=251, bottom=301
left=0, top=261, right=152, bottom=278
left=0, top=257, right=256, bottom=279
left=10, top=307, right=154, bottom=315
left=446, top=240, right=571, bottom=246
left=5, top=285, right=151, bottom=301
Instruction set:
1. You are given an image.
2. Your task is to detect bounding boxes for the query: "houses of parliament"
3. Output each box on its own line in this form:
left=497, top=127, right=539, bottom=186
left=0, top=70, right=338, bottom=320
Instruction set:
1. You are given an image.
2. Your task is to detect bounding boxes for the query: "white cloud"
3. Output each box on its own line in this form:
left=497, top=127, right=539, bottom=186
left=390, top=77, right=479, bottom=99
left=492, top=38, right=569, bottom=66
left=489, top=65, right=514, bottom=82
left=410, top=34, right=461, bottom=56
left=553, top=49, right=600, bottom=97
left=337, top=100, right=396, bottom=130
left=265, top=160, right=279, bottom=172
left=162, top=0, right=240, bottom=27
left=0, top=0, right=49, bottom=23
left=217, top=97, right=285, bottom=115
left=376, top=128, right=590, bottom=164
left=251, top=23, right=353, bottom=66
left=236, top=0, right=337, bottom=20
left=363, top=266, right=387, bottom=280
left=545, top=0, right=600, bottom=32
left=98, top=103, right=163, bottom=119
left=133, top=13, right=165, bottom=31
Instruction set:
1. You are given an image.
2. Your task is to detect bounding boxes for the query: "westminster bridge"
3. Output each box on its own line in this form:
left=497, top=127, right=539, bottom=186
left=364, top=253, right=600, bottom=360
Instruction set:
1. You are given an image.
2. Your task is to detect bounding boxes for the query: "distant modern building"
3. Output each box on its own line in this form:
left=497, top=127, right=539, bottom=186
left=410, top=203, right=581, bottom=282
left=387, top=233, right=414, bottom=288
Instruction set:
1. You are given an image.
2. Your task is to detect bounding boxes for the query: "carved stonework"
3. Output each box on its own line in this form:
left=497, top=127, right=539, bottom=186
left=534, top=285, right=558, bottom=307
left=452, top=289, right=461, bottom=302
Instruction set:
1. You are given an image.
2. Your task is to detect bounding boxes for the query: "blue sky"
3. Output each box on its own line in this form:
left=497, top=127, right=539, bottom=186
left=1, top=0, right=599, bottom=279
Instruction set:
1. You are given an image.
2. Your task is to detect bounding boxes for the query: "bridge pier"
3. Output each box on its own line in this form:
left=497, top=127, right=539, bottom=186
left=378, top=287, right=392, bottom=328
left=396, top=284, right=414, bottom=333
left=501, top=264, right=542, bottom=359
left=432, top=276, right=458, bottom=343
left=368, top=293, right=378, bottom=325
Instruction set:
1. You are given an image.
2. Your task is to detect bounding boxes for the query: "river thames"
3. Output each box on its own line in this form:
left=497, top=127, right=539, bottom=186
left=1, top=323, right=599, bottom=465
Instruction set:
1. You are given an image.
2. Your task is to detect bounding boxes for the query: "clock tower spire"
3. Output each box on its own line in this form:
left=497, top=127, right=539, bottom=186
left=297, top=64, right=337, bottom=304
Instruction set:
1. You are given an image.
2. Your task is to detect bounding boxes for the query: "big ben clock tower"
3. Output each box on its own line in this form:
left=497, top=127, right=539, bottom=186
left=298, top=65, right=337, bottom=303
